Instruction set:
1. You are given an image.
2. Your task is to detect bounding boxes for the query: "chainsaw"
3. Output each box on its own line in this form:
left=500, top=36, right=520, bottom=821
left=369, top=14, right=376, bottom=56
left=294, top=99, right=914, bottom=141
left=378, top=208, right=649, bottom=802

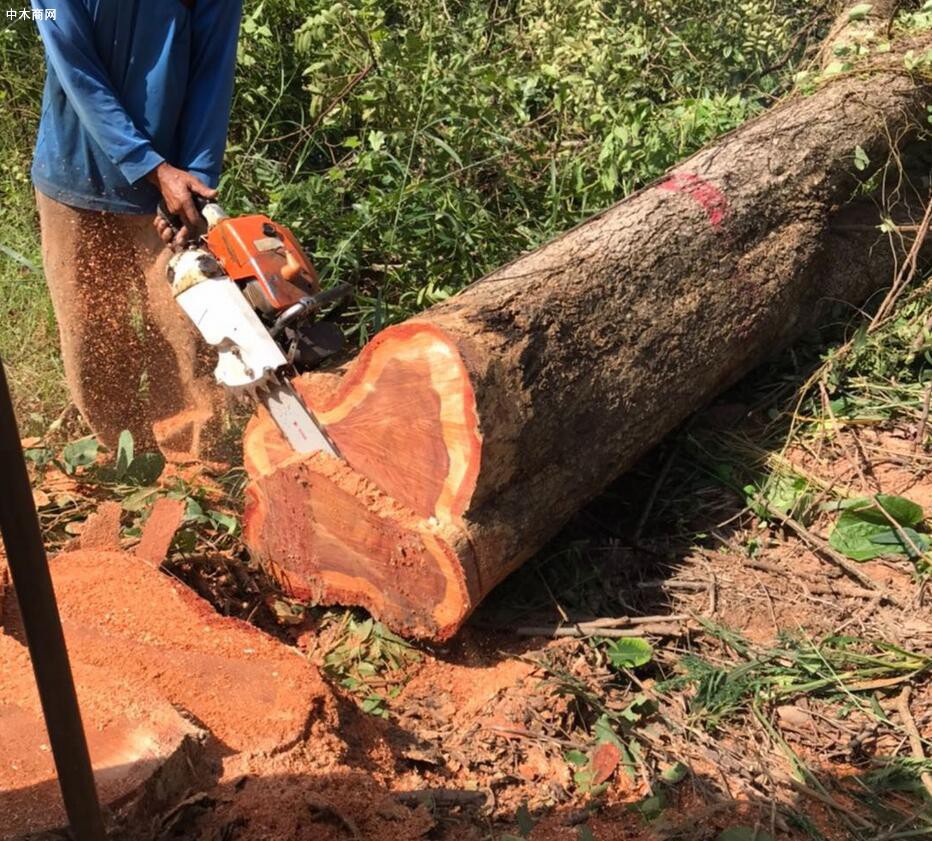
left=161, top=199, right=349, bottom=456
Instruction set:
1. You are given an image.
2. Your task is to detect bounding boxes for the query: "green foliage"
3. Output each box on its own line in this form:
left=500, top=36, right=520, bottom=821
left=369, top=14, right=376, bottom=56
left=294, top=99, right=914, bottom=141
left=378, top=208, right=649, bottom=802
left=229, top=0, right=824, bottom=340
left=319, top=612, right=420, bottom=715
left=602, top=637, right=653, bottom=669
left=743, top=471, right=813, bottom=522
left=828, top=494, right=928, bottom=561
left=662, top=631, right=931, bottom=729
left=60, top=435, right=99, bottom=475
left=96, top=429, right=166, bottom=486
left=0, top=0, right=823, bottom=419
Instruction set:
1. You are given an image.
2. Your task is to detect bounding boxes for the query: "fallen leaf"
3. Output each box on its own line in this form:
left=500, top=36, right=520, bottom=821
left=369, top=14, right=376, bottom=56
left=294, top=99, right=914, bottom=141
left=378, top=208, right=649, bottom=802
left=20, top=436, right=41, bottom=449
left=32, top=489, right=51, bottom=508
left=591, top=741, right=622, bottom=785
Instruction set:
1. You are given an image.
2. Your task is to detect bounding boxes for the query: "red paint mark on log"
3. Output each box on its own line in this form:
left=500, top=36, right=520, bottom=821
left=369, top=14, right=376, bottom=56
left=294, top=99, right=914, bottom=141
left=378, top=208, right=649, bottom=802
left=658, top=173, right=728, bottom=227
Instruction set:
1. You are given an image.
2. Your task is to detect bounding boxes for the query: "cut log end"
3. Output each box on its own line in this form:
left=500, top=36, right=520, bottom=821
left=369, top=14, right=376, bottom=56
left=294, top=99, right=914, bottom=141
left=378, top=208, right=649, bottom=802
left=243, top=322, right=483, bottom=639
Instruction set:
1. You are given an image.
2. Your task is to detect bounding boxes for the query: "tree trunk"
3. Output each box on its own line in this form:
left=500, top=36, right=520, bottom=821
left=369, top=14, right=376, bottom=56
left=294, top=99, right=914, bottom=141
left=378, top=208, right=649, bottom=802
left=244, top=43, right=932, bottom=640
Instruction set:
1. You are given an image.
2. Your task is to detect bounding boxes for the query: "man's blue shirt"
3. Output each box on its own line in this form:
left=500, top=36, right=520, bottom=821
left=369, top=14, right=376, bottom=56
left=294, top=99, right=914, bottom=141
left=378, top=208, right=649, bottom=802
left=31, top=0, right=243, bottom=214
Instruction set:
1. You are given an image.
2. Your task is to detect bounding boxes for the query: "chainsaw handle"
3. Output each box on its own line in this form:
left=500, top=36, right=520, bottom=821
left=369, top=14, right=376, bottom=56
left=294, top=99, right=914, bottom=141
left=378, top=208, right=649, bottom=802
left=156, top=193, right=211, bottom=239
left=270, top=283, right=353, bottom=338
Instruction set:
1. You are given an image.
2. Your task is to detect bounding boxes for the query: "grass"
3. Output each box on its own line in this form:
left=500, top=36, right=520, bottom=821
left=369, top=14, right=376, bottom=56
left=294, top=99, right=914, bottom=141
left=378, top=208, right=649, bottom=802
left=0, top=20, right=66, bottom=433
left=0, top=197, right=64, bottom=433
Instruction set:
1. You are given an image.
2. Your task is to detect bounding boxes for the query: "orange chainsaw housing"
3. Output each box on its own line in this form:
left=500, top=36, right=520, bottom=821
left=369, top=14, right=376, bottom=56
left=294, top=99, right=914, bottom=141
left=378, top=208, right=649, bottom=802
left=204, top=214, right=320, bottom=312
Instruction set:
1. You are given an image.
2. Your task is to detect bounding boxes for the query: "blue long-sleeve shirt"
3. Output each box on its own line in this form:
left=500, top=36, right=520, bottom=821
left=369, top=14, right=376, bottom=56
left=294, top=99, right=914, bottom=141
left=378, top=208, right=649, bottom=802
left=31, top=0, right=243, bottom=214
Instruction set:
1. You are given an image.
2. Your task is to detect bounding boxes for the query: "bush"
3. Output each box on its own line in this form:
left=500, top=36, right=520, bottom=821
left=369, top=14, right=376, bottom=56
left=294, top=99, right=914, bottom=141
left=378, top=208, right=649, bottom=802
left=1, top=0, right=822, bottom=352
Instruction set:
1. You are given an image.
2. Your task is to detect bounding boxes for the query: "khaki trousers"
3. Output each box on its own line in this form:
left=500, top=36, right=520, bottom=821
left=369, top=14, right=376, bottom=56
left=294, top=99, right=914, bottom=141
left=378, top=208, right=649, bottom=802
left=36, top=190, right=227, bottom=462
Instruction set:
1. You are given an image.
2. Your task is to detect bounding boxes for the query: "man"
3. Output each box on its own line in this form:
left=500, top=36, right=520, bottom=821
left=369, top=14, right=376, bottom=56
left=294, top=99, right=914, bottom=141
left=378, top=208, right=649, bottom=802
left=31, top=0, right=243, bottom=461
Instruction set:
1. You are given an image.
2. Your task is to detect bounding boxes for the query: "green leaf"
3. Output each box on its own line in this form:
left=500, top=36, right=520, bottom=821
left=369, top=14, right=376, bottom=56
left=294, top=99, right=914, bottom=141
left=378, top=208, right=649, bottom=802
left=875, top=494, right=923, bottom=526
left=717, top=828, right=775, bottom=841
left=564, top=749, right=589, bottom=767
left=360, top=694, right=386, bottom=716
left=573, top=767, right=594, bottom=791
left=604, top=637, right=653, bottom=669
left=853, top=145, right=870, bottom=172
left=61, top=436, right=99, bottom=475
left=577, top=827, right=595, bottom=841
left=184, top=497, right=207, bottom=523
left=744, top=473, right=811, bottom=521
left=515, top=803, right=535, bottom=837
left=208, top=510, right=239, bottom=535
left=592, top=714, right=625, bottom=749
left=121, top=487, right=160, bottom=512
left=660, top=761, right=689, bottom=784
left=115, top=429, right=134, bottom=479
left=173, top=528, right=198, bottom=553
left=25, top=447, right=53, bottom=468
left=847, top=3, right=873, bottom=20
left=125, top=452, right=165, bottom=486
left=628, top=791, right=666, bottom=820
left=829, top=494, right=926, bottom=561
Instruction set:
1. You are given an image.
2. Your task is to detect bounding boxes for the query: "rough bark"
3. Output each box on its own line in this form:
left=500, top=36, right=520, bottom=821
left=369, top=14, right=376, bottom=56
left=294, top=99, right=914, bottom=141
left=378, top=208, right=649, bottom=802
left=244, top=47, right=932, bottom=640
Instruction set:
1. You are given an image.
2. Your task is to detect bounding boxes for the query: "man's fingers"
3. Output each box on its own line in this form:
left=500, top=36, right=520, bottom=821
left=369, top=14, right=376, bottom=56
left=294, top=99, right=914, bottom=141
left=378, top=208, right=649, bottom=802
left=177, top=193, right=201, bottom=230
left=153, top=217, right=174, bottom=244
left=172, top=225, right=190, bottom=250
left=189, top=179, right=218, bottom=199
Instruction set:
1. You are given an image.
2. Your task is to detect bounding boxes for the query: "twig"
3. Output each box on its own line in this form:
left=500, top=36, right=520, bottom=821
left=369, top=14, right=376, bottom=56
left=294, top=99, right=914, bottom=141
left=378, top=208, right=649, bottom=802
left=485, top=724, right=580, bottom=749
left=872, top=493, right=925, bottom=561
left=870, top=195, right=932, bottom=330
left=751, top=493, right=903, bottom=606
left=914, top=384, right=932, bottom=449
left=634, top=445, right=678, bottom=542
left=515, top=621, right=687, bottom=639
left=394, top=789, right=487, bottom=807
left=894, top=686, right=932, bottom=800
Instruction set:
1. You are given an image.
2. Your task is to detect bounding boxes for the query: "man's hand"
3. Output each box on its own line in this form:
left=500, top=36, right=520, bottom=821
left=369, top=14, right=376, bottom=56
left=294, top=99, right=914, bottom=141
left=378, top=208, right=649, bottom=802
left=146, top=162, right=217, bottom=248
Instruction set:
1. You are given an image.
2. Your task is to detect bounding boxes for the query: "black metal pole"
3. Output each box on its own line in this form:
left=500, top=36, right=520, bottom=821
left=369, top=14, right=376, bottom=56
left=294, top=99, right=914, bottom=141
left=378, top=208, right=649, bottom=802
left=0, top=357, right=106, bottom=840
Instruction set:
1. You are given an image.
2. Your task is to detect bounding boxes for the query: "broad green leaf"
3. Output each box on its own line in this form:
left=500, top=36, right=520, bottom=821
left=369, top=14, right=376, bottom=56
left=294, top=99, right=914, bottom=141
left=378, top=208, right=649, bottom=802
left=61, top=436, right=99, bottom=475
left=744, top=473, right=811, bottom=521
left=628, top=791, right=666, bottom=820
left=125, top=452, right=165, bottom=486
left=875, top=494, right=923, bottom=526
left=121, top=487, right=160, bottom=512
left=25, top=447, right=53, bottom=468
left=829, top=494, right=926, bottom=560
left=847, top=3, right=873, bottom=20
left=184, top=498, right=207, bottom=523
left=604, top=637, right=653, bottom=669
left=592, top=715, right=625, bottom=749
left=208, top=510, right=239, bottom=535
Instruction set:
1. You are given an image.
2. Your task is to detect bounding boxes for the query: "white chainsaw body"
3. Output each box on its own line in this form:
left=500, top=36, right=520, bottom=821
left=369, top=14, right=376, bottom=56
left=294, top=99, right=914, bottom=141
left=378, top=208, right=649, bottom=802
left=169, top=249, right=288, bottom=392
left=167, top=246, right=339, bottom=456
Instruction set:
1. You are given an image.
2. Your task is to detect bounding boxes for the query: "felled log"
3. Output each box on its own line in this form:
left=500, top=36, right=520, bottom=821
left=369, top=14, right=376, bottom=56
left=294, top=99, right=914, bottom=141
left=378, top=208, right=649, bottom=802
left=244, top=35, right=932, bottom=640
